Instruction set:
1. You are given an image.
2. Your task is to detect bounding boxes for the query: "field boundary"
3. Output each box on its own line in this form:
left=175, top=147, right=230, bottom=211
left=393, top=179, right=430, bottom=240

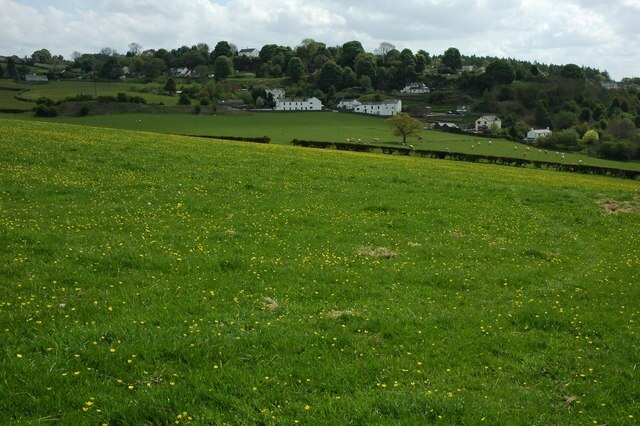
left=291, top=139, right=640, bottom=180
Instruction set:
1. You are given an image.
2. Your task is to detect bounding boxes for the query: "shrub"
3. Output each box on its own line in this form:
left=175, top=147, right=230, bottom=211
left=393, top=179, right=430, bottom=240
left=598, top=140, right=633, bottom=161
left=117, top=92, right=129, bottom=103
left=178, top=92, right=191, bottom=105
left=194, top=104, right=201, bottom=114
left=34, top=104, right=57, bottom=117
left=78, top=105, right=90, bottom=116
left=97, top=95, right=117, bottom=103
left=35, top=97, right=55, bottom=107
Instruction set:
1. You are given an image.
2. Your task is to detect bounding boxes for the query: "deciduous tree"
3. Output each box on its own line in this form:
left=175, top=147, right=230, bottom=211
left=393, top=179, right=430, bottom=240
left=387, top=112, right=423, bottom=144
left=442, top=47, right=461, bottom=72
left=213, top=56, right=234, bottom=81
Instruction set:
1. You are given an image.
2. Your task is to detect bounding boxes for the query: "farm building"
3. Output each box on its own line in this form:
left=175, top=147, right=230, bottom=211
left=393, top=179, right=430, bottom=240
left=475, top=115, right=502, bottom=131
left=25, top=74, right=48, bottom=83
left=274, top=97, right=323, bottom=111
left=434, top=122, right=460, bottom=132
left=354, top=99, right=402, bottom=116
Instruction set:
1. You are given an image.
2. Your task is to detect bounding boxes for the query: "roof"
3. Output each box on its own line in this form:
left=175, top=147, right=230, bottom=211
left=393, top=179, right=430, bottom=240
left=239, top=48, right=257, bottom=53
left=359, top=99, right=401, bottom=106
left=279, top=97, right=319, bottom=102
left=477, top=115, right=500, bottom=121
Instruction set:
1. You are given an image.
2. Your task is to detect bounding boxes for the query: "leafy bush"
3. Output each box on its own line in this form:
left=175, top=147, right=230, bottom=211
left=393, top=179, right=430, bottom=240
left=97, top=95, right=117, bottom=103
left=34, top=104, right=57, bottom=117
left=178, top=92, right=191, bottom=105
left=35, top=97, right=55, bottom=107
left=116, top=92, right=129, bottom=103
left=78, top=105, right=89, bottom=116
left=598, top=140, right=633, bottom=161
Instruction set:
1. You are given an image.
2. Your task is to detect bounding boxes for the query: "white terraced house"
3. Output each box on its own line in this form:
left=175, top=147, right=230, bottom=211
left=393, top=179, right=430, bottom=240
left=354, top=99, right=402, bottom=116
left=400, top=82, right=430, bottom=94
left=274, top=97, right=323, bottom=111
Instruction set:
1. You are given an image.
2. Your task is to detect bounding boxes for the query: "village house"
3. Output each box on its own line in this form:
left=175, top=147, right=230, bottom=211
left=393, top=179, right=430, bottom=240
left=524, top=128, right=552, bottom=143
left=354, top=99, right=402, bottom=116
left=274, top=97, right=323, bottom=111
left=475, top=115, right=502, bottom=132
left=238, top=48, right=259, bottom=58
left=336, top=99, right=362, bottom=110
left=400, top=82, right=430, bottom=94
left=266, top=88, right=285, bottom=101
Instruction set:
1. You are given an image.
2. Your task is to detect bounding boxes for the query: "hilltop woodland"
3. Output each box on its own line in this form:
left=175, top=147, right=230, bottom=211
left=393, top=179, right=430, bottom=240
left=2, top=40, right=640, bottom=161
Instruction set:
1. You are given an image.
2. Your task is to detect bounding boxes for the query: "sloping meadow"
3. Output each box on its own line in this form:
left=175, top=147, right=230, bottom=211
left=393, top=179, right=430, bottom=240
left=1, top=119, right=639, bottom=424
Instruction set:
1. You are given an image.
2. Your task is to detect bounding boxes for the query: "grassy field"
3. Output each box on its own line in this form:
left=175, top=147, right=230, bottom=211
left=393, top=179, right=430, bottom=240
left=0, top=79, right=175, bottom=106
left=16, top=111, right=640, bottom=171
left=0, top=89, right=33, bottom=110
left=1, top=118, right=639, bottom=424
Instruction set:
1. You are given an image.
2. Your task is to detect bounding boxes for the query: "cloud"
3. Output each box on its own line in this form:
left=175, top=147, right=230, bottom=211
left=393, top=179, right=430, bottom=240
left=0, top=0, right=638, bottom=79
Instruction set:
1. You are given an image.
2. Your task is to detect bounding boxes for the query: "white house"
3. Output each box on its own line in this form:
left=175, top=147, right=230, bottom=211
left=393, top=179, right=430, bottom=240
left=475, top=115, right=502, bottom=131
left=524, top=128, right=552, bottom=143
left=266, top=88, right=285, bottom=101
left=354, top=99, right=402, bottom=116
left=337, top=99, right=362, bottom=110
left=274, top=97, right=323, bottom=111
left=400, top=82, right=430, bottom=94
left=238, top=48, right=259, bottom=58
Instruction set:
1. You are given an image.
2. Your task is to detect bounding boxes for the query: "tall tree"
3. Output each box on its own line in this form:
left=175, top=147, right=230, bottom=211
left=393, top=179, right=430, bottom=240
left=31, top=48, right=52, bottom=64
left=316, top=60, right=342, bottom=92
left=560, top=64, right=585, bottom=80
left=387, top=113, right=423, bottom=145
left=127, top=42, right=143, bottom=56
left=485, top=59, right=515, bottom=86
left=442, top=47, right=462, bottom=72
left=213, top=56, right=234, bottom=81
left=286, top=57, right=306, bottom=81
left=212, top=41, right=232, bottom=60
left=340, top=40, right=365, bottom=68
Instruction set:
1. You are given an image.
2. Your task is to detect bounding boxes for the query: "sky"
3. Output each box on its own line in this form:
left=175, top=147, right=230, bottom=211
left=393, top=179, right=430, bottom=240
left=1, top=0, right=639, bottom=80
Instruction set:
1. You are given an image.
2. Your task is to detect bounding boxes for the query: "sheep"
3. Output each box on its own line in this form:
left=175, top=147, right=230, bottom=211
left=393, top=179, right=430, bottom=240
left=513, top=146, right=518, bottom=150
left=544, top=150, right=548, bottom=154
left=488, top=140, right=493, bottom=145
left=526, top=147, right=530, bottom=151
left=471, top=145, right=475, bottom=150
left=373, top=138, right=379, bottom=143
left=408, top=144, right=414, bottom=150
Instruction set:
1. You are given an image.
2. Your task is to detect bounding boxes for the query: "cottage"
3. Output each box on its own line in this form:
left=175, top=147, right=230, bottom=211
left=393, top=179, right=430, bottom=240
left=408, top=106, right=432, bottom=118
left=274, top=97, right=323, bottom=111
left=238, top=48, right=259, bottom=58
left=354, top=99, right=402, bottom=116
left=25, top=74, right=48, bottom=83
left=400, top=82, right=430, bottom=94
left=336, top=99, right=362, bottom=110
left=524, top=128, right=552, bottom=143
left=475, top=115, right=501, bottom=131
left=266, top=88, right=285, bottom=101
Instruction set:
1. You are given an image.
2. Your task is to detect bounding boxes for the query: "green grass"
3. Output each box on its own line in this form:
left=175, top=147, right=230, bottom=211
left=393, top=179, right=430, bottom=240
left=0, top=89, right=33, bottom=110
left=1, top=118, right=639, bottom=424
left=13, top=111, right=640, bottom=171
left=0, top=79, right=175, bottom=105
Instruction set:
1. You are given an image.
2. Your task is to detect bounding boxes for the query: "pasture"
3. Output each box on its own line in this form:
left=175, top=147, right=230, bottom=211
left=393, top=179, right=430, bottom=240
left=1, top=118, right=639, bottom=424
left=20, top=111, right=640, bottom=171
left=0, top=79, right=175, bottom=106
